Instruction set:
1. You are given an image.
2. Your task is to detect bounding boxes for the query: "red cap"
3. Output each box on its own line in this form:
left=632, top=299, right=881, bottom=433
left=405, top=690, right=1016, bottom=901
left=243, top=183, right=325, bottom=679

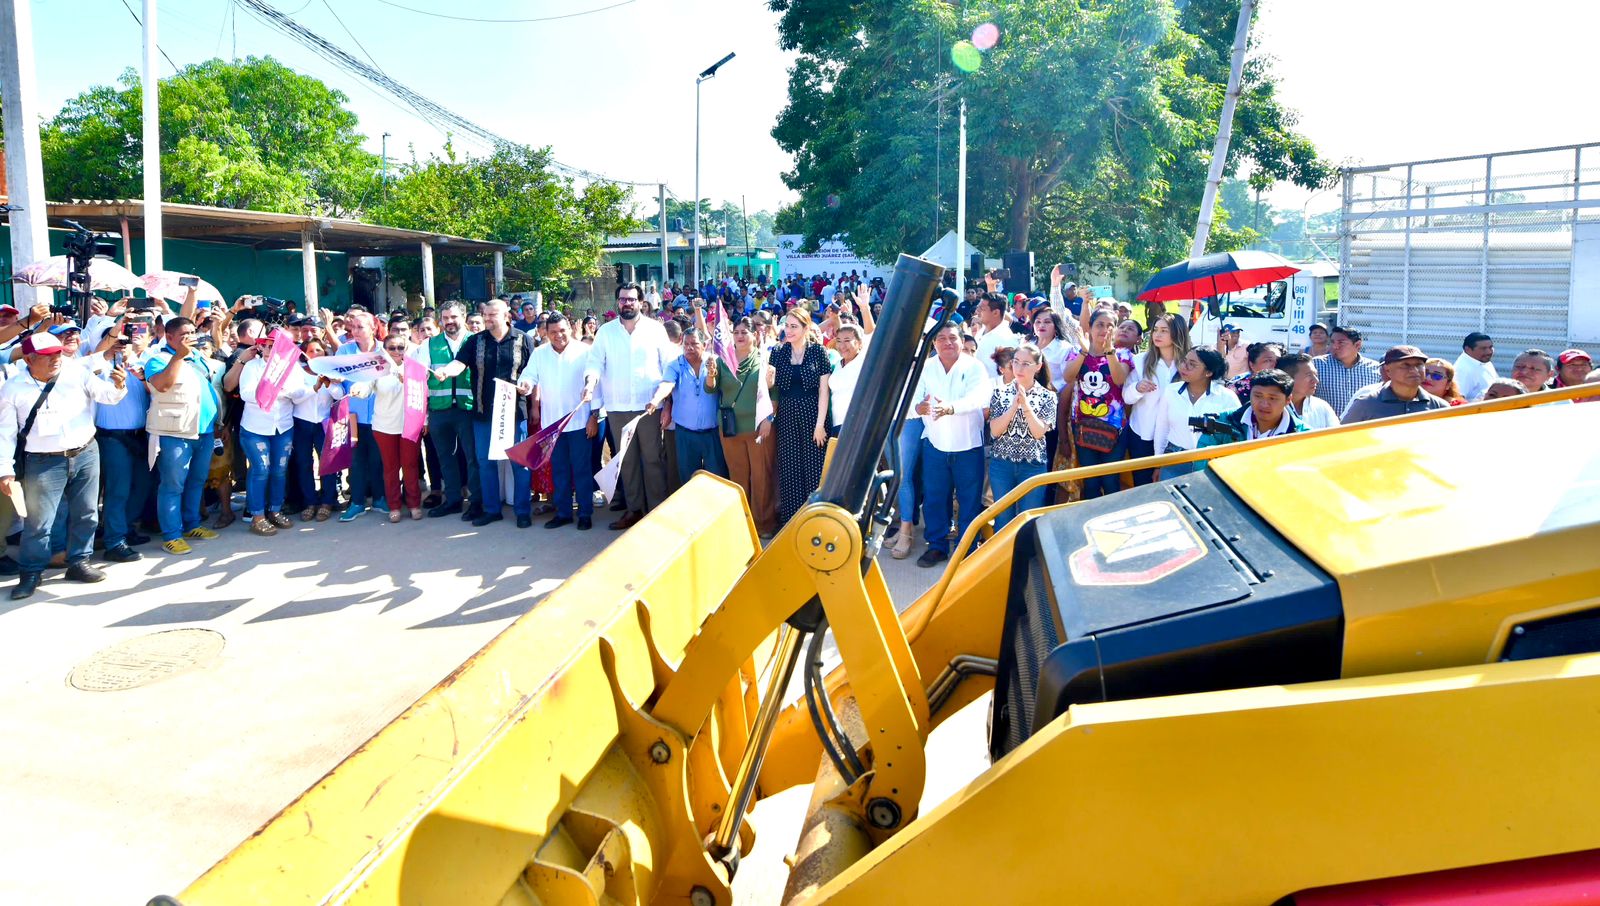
left=0, top=305, right=18, bottom=316
left=1558, top=348, right=1592, bottom=366
left=21, top=334, right=63, bottom=356
left=1011, top=293, right=1029, bottom=304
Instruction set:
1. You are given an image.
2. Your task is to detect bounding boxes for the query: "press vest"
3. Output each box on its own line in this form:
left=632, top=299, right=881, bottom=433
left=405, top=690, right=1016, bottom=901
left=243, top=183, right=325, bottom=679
left=147, top=350, right=211, bottom=440
left=427, top=333, right=472, bottom=411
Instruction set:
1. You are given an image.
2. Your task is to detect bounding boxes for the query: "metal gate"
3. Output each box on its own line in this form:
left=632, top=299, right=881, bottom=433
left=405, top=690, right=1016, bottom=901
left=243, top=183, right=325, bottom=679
left=1339, top=143, right=1600, bottom=370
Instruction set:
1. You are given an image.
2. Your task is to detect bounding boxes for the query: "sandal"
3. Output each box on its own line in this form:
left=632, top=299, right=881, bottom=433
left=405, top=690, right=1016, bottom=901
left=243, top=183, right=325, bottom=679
left=389, top=510, right=402, bottom=524
left=249, top=516, right=277, bottom=537
left=299, top=507, right=316, bottom=522
left=315, top=505, right=333, bottom=522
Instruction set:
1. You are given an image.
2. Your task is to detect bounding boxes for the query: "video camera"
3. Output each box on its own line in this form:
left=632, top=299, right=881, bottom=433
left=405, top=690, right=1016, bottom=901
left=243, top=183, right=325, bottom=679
left=1187, top=413, right=1245, bottom=443
left=253, top=296, right=290, bottom=325
left=61, top=220, right=120, bottom=317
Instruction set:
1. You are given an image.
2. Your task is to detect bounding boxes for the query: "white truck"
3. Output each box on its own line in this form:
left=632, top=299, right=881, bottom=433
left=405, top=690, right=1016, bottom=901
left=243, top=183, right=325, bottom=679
left=1188, top=262, right=1336, bottom=353
left=1337, top=142, right=1600, bottom=370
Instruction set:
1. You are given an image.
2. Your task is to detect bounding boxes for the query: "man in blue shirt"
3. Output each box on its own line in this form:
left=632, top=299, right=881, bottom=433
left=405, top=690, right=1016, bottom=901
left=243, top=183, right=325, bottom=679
left=92, top=320, right=154, bottom=562
left=143, top=317, right=223, bottom=555
left=645, top=329, right=728, bottom=485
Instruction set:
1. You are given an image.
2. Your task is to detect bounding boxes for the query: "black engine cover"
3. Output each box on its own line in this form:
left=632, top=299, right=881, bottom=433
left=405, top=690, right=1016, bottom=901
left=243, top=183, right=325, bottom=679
left=989, top=470, right=1343, bottom=760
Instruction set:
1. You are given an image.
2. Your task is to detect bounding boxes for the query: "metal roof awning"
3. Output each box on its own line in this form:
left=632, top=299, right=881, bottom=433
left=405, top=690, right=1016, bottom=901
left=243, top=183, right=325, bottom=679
left=45, top=200, right=512, bottom=258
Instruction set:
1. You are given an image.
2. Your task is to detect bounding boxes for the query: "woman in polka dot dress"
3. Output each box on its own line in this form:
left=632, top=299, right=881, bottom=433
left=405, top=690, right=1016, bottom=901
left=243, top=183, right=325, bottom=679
left=763, top=308, right=833, bottom=526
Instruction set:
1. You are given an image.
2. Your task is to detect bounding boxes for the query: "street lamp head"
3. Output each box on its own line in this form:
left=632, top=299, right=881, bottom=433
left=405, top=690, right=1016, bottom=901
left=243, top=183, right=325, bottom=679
left=699, top=52, right=736, bottom=80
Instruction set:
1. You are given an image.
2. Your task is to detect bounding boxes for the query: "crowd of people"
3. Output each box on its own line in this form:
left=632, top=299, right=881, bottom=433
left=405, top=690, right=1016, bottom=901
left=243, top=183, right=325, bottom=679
left=0, top=264, right=1593, bottom=599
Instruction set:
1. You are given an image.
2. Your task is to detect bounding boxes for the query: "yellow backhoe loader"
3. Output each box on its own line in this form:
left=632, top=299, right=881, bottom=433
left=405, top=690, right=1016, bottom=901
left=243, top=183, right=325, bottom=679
left=162, top=255, right=1600, bottom=906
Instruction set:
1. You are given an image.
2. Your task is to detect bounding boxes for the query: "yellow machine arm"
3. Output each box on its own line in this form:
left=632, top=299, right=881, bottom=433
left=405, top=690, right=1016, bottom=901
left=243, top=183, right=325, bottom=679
left=169, top=245, right=1600, bottom=906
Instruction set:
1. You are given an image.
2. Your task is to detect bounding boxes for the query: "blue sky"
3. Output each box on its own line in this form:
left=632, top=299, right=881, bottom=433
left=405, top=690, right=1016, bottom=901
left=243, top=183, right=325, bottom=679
left=23, top=0, right=1600, bottom=219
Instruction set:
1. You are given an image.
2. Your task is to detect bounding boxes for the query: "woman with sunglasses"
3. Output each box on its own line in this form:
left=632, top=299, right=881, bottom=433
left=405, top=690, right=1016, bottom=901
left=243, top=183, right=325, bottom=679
left=1422, top=358, right=1466, bottom=405
left=352, top=336, right=425, bottom=522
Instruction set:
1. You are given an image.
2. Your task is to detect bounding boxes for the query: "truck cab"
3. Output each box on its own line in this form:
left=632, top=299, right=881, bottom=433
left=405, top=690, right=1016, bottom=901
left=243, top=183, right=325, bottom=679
left=1190, top=263, right=1337, bottom=353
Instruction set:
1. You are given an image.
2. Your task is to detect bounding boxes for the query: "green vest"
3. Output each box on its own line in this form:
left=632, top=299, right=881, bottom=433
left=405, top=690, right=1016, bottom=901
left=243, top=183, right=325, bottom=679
left=427, top=334, right=473, bottom=411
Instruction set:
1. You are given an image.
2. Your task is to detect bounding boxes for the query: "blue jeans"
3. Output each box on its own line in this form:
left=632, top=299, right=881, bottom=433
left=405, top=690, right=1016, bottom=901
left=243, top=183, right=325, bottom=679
left=291, top=418, right=341, bottom=507
left=97, top=429, right=151, bottom=548
left=920, top=441, right=984, bottom=556
left=1073, top=423, right=1129, bottom=500
left=156, top=433, right=214, bottom=541
left=471, top=417, right=531, bottom=517
left=241, top=428, right=294, bottom=515
left=674, top=427, right=729, bottom=484
left=551, top=429, right=595, bottom=519
left=988, top=457, right=1049, bottom=530
left=1126, top=431, right=1158, bottom=486
left=896, top=419, right=926, bottom=526
left=348, top=421, right=387, bottom=510
left=18, top=445, right=100, bottom=573
left=1162, top=442, right=1201, bottom=478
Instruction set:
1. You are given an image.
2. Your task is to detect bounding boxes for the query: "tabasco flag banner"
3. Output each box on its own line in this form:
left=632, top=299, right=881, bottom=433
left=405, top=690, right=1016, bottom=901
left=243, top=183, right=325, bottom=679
left=506, top=409, right=576, bottom=473
left=488, top=379, right=519, bottom=461
left=307, top=348, right=391, bottom=383
left=401, top=356, right=428, bottom=442
left=320, top=397, right=355, bottom=477
left=254, top=328, right=301, bottom=410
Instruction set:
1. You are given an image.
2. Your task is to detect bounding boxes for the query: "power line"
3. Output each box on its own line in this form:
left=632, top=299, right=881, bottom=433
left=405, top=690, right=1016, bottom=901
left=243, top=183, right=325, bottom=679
left=371, top=0, right=638, bottom=24
left=231, top=0, right=659, bottom=186
left=116, top=0, right=182, bottom=73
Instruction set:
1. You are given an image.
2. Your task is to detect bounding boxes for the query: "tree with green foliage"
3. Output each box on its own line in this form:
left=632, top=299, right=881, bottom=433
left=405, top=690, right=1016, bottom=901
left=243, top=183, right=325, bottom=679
left=369, top=143, right=638, bottom=295
left=770, top=0, right=1333, bottom=280
left=40, top=56, right=379, bottom=215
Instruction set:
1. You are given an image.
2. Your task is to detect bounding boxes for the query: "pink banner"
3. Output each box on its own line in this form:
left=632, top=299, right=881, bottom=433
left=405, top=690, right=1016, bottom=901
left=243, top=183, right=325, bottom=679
left=401, top=356, right=428, bottom=443
left=506, top=410, right=576, bottom=473
left=254, top=328, right=301, bottom=411
left=320, top=397, right=354, bottom=477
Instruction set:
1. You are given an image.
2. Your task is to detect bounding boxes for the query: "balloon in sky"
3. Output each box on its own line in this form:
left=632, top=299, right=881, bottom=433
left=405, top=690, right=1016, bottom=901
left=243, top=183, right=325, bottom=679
left=951, top=40, right=982, bottom=73
left=972, top=23, right=1000, bottom=51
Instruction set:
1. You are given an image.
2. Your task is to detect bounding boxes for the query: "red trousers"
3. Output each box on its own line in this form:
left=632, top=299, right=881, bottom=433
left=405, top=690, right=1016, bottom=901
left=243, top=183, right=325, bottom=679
left=373, top=430, right=423, bottom=510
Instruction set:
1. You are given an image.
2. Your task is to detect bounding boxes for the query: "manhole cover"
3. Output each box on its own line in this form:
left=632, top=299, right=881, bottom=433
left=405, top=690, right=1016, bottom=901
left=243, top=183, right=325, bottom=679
left=68, top=628, right=226, bottom=692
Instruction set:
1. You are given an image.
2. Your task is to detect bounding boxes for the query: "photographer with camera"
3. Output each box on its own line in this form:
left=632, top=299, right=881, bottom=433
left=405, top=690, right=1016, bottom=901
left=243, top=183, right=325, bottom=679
left=0, top=333, right=129, bottom=598
left=1151, top=347, right=1241, bottom=479
left=1193, top=369, right=1306, bottom=463
left=145, top=317, right=225, bottom=555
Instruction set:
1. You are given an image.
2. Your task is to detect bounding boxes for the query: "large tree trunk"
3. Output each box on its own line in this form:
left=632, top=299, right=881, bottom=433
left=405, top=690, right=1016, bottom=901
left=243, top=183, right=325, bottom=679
left=1006, top=173, right=1034, bottom=252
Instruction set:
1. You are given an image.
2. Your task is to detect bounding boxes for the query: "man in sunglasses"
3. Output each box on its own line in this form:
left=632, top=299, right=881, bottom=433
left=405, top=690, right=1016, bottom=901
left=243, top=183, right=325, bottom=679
left=1341, top=345, right=1450, bottom=425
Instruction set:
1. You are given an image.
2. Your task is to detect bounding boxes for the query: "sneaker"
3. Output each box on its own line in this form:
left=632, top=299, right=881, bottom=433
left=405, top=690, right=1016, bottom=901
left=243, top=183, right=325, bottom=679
left=372, top=497, right=390, bottom=514
left=338, top=505, right=367, bottom=523
left=103, top=544, right=143, bottom=563
left=250, top=516, right=278, bottom=537
left=127, top=532, right=153, bottom=547
left=163, top=539, right=192, bottom=556
left=267, top=511, right=293, bottom=529
left=916, top=548, right=949, bottom=568
left=185, top=526, right=220, bottom=541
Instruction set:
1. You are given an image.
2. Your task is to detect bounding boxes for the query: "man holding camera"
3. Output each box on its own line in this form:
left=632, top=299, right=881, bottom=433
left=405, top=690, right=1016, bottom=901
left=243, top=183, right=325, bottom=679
left=1194, top=368, right=1306, bottom=455
left=0, top=333, right=129, bottom=598
left=88, top=317, right=155, bottom=562
left=145, top=317, right=224, bottom=555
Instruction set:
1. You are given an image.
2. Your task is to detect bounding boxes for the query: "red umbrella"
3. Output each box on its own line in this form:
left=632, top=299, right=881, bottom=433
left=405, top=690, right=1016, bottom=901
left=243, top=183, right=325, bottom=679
left=1137, top=250, right=1300, bottom=303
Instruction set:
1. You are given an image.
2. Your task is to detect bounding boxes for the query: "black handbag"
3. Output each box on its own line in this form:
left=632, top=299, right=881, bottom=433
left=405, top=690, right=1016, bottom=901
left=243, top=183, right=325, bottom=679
left=13, top=380, right=57, bottom=480
left=719, top=361, right=754, bottom=437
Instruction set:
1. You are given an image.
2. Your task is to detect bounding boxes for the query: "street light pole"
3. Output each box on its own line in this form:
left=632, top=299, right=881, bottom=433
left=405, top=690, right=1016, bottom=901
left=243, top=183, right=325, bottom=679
left=381, top=132, right=390, bottom=202
left=694, top=52, right=735, bottom=291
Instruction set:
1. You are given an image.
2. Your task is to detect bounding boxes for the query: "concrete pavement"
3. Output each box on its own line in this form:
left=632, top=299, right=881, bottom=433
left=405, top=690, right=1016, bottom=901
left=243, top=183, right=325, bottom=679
left=0, top=506, right=979, bottom=903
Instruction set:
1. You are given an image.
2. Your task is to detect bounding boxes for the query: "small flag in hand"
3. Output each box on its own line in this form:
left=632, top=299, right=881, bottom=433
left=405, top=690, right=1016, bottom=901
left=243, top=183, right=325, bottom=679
left=506, top=411, right=577, bottom=473
left=711, top=300, right=739, bottom=374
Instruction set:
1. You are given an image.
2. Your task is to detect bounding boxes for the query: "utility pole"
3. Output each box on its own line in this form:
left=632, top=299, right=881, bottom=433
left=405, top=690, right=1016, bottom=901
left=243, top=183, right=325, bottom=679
left=741, top=194, right=750, bottom=280
left=141, top=0, right=164, bottom=272
left=658, top=183, right=669, bottom=289
left=1, top=0, right=50, bottom=309
left=954, top=97, right=967, bottom=296
left=1191, top=0, right=1255, bottom=258
left=381, top=132, right=390, bottom=202
left=694, top=52, right=735, bottom=290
